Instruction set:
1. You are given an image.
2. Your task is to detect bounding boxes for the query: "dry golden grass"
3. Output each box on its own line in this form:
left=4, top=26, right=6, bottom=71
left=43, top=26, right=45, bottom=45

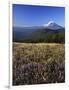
left=13, top=43, right=65, bottom=85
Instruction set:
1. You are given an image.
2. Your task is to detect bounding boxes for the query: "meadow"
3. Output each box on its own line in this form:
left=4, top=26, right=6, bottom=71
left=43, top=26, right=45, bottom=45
left=13, top=43, right=65, bottom=85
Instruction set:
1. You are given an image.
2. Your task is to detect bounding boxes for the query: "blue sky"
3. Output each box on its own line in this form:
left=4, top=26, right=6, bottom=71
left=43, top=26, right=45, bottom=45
left=13, top=4, right=65, bottom=27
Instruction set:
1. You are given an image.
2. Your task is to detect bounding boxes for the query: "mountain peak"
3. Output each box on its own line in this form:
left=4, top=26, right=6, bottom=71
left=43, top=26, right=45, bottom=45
left=43, top=21, right=63, bottom=30
left=46, top=21, right=55, bottom=26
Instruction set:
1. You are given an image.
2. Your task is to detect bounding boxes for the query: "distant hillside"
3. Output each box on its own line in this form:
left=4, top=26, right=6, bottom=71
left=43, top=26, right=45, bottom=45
left=13, top=22, right=65, bottom=43
left=30, top=28, right=65, bottom=43
left=13, top=27, right=65, bottom=43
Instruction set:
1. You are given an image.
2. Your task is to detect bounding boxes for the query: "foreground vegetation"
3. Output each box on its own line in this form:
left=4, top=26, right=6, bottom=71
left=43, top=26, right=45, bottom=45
left=13, top=43, right=65, bottom=85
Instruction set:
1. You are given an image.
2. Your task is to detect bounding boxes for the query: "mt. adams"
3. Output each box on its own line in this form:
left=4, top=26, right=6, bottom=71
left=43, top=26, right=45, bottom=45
left=43, top=21, right=63, bottom=30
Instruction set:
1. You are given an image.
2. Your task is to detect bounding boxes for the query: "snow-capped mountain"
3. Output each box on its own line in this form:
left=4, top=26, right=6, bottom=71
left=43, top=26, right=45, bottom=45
left=43, top=21, right=63, bottom=30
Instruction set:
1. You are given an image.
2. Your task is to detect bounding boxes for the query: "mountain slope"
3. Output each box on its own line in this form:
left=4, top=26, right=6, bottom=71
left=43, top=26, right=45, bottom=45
left=30, top=28, right=65, bottom=43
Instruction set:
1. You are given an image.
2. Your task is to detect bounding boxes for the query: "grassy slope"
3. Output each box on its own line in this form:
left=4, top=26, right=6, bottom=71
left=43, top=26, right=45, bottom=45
left=13, top=43, right=65, bottom=85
